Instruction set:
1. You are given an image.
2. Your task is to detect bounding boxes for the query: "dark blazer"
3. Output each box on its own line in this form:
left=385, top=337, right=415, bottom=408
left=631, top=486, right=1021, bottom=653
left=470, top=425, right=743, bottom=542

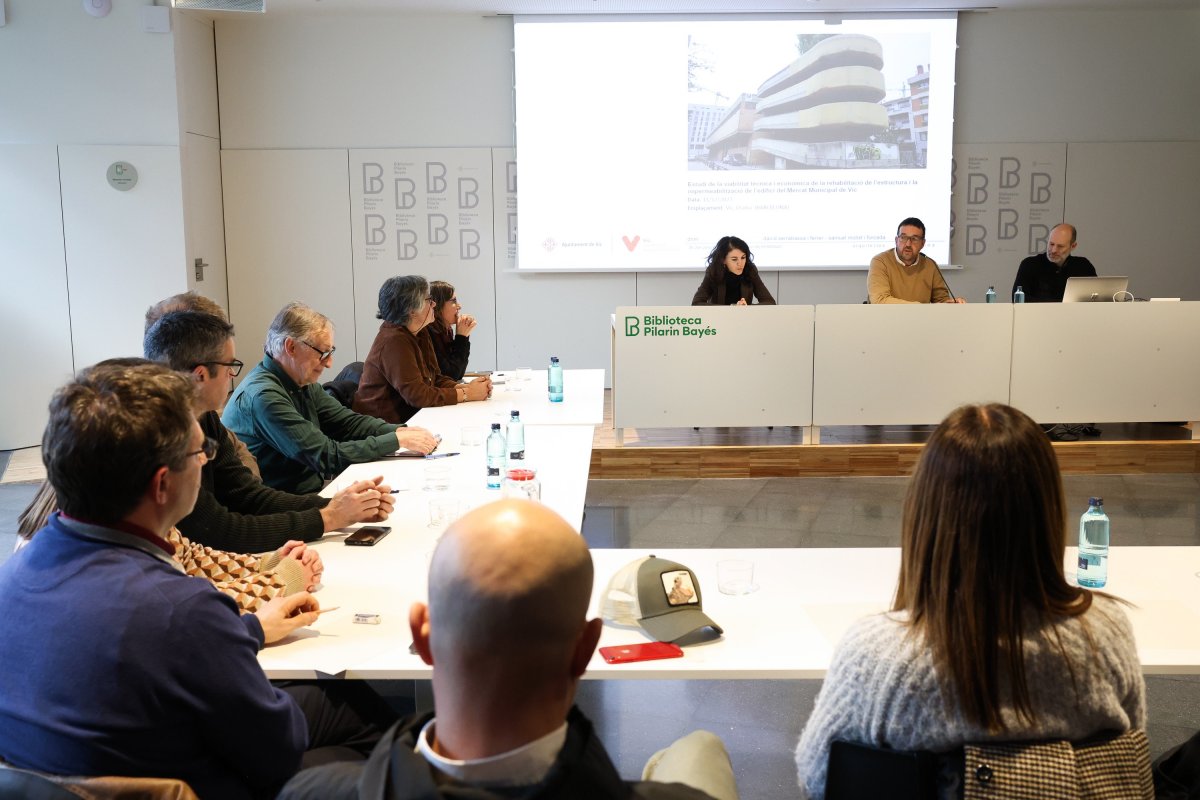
left=690, top=262, right=776, bottom=305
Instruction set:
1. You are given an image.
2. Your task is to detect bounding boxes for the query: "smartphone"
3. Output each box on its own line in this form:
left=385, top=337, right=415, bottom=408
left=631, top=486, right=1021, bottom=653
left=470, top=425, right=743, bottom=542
left=344, top=526, right=390, bottom=546
left=599, top=642, right=684, bottom=664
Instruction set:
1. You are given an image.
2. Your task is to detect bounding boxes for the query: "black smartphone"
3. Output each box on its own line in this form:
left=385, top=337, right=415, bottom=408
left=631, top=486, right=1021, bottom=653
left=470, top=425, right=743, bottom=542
left=344, top=526, right=390, bottom=546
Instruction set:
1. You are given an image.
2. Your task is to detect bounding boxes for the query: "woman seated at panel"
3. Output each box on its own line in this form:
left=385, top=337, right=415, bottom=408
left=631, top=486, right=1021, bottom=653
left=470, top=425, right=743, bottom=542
left=426, top=280, right=477, bottom=381
left=354, top=275, right=492, bottom=424
left=794, top=403, right=1145, bottom=799
left=691, top=235, right=776, bottom=306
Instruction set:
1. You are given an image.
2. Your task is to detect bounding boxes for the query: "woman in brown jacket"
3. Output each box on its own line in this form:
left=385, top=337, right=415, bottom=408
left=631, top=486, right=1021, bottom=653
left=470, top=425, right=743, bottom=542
left=353, top=275, right=492, bottom=424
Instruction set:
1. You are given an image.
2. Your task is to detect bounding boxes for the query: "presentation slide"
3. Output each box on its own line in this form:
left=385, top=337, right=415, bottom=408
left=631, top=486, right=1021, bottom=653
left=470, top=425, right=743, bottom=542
left=514, top=15, right=958, bottom=271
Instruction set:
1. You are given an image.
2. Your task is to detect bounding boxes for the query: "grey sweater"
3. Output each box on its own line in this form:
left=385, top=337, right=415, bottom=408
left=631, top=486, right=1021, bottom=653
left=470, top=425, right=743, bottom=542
left=794, top=595, right=1145, bottom=799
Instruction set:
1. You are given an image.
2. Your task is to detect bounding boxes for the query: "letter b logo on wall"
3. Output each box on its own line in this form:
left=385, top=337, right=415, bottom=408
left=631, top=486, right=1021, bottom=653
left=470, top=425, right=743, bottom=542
left=624, top=316, right=640, bottom=336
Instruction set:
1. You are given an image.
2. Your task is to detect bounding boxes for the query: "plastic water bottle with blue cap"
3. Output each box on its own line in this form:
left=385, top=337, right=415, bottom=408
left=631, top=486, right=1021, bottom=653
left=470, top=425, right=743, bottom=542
left=548, top=356, right=563, bottom=403
left=1077, top=497, right=1109, bottom=588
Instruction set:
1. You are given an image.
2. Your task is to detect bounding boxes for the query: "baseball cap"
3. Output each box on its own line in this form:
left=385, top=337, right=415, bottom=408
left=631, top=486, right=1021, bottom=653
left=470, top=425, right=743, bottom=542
left=599, top=555, right=723, bottom=644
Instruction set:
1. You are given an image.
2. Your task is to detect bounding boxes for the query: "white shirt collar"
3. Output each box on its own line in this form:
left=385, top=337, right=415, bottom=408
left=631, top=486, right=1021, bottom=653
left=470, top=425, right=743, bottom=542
left=415, top=717, right=568, bottom=787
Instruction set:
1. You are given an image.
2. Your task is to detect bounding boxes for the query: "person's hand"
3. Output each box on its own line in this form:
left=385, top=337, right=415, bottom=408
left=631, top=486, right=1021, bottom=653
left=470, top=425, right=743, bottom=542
left=320, top=479, right=384, bottom=531
left=396, top=427, right=438, bottom=454
left=255, top=592, right=320, bottom=645
left=457, top=314, right=478, bottom=336
left=276, top=540, right=322, bottom=587
left=953, top=297, right=968, bottom=304
left=736, top=298, right=748, bottom=306
left=358, top=476, right=396, bottom=522
left=464, top=377, right=491, bottom=401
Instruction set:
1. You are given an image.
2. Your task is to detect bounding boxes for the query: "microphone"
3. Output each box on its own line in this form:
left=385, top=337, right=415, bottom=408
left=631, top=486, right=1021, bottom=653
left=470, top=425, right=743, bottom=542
left=930, top=259, right=957, bottom=302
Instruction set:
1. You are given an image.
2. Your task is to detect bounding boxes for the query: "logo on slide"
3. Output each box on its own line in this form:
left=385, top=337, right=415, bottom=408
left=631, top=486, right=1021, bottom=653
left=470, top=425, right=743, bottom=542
left=622, top=235, right=641, bottom=252
left=624, top=316, right=640, bottom=337
left=542, top=237, right=557, bottom=253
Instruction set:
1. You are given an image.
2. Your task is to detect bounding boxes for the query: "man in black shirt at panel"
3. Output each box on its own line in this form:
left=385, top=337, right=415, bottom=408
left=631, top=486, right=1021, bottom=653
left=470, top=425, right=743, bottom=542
left=1012, top=223, right=1097, bottom=302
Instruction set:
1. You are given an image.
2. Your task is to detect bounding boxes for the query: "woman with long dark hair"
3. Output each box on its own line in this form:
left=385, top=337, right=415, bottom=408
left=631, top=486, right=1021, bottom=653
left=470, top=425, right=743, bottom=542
left=794, top=403, right=1145, bottom=799
left=690, top=235, right=776, bottom=305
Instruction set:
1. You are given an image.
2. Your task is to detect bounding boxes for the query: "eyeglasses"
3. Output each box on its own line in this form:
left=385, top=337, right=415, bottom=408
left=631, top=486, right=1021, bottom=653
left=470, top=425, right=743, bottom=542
left=195, top=360, right=244, bottom=377
left=896, top=234, right=925, bottom=244
left=300, top=340, right=336, bottom=361
left=183, top=436, right=218, bottom=464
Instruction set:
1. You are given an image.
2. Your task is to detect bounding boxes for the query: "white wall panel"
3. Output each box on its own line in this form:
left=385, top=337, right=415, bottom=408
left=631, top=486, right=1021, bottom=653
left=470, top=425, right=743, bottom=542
left=59, top=145, right=187, bottom=370
left=0, top=145, right=75, bottom=449
left=221, top=149, right=356, bottom=374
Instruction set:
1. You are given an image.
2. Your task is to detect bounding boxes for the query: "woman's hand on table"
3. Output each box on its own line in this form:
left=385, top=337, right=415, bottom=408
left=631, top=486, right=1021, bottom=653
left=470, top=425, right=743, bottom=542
left=277, top=540, right=323, bottom=590
left=464, top=376, right=491, bottom=401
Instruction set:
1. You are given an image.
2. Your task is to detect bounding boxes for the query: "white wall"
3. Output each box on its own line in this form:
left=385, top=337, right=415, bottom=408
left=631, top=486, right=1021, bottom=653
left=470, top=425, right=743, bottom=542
left=176, top=11, right=229, bottom=312
left=0, top=0, right=181, bottom=146
left=213, top=8, right=1200, bottom=376
left=0, top=0, right=191, bottom=446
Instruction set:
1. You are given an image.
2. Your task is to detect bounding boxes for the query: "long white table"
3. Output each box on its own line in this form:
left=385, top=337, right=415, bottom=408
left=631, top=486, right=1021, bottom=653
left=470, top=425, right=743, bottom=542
left=609, top=303, right=1200, bottom=440
left=409, top=368, right=605, bottom=429
left=259, top=544, right=1200, bottom=679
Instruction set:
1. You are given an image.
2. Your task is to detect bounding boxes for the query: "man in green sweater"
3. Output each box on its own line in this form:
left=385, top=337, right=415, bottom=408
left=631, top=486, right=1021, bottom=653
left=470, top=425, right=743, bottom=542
left=145, top=310, right=400, bottom=553
left=223, top=302, right=438, bottom=494
left=867, top=217, right=967, bottom=305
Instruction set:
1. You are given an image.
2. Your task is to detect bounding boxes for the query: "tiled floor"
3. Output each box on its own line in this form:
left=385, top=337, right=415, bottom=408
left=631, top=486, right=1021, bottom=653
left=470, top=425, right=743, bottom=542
left=2, top=469, right=1198, bottom=799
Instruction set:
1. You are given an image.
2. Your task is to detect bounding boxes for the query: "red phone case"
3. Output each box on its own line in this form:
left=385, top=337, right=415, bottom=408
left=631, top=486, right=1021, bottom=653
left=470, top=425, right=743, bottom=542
left=599, top=642, right=684, bottom=664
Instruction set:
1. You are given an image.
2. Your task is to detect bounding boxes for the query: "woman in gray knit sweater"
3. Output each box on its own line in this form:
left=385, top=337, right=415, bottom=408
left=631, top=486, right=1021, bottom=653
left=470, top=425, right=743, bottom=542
left=795, top=404, right=1145, bottom=799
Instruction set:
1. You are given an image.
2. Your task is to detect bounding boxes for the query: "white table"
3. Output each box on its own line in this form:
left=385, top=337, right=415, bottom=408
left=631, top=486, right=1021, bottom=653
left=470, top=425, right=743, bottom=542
left=611, top=306, right=815, bottom=437
left=408, top=368, right=605, bottom=429
left=259, top=545, right=1200, bottom=679
left=324, top=424, right=594, bottom=535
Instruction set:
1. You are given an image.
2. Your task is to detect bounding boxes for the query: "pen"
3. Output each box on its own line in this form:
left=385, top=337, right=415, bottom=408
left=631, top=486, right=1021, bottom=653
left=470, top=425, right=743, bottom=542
left=316, top=606, right=340, bottom=615
left=425, top=452, right=460, bottom=459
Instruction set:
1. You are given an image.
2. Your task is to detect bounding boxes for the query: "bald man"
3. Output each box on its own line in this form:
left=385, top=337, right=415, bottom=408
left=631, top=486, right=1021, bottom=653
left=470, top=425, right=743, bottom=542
left=281, top=500, right=737, bottom=800
left=1012, top=223, right=1097, bottom=302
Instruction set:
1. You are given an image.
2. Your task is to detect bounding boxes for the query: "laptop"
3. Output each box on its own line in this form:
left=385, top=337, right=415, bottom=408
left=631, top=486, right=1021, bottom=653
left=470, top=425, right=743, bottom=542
left=1062, top=276, right=1130, bottom=303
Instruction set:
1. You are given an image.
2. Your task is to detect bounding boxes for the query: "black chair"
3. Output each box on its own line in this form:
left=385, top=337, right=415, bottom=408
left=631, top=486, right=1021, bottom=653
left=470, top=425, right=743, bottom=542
left=826, top=730, right=1153, bottom=800
left=826, top=740, right=940, bottom=800
left=323, top=361, right=364, bottom=408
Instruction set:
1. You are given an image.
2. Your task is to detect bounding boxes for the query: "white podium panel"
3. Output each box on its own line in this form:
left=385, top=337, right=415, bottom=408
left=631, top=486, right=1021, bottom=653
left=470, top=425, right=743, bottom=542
left=1010, top=302, right=1200, bottom=424
left=612, top=305, right=814, bottom=429
left=813, top=304, right=1013, bottom=426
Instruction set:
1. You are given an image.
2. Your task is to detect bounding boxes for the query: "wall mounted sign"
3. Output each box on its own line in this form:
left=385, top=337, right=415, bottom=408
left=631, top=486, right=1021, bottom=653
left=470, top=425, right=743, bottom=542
left=106, top=161, right=138, bottom=192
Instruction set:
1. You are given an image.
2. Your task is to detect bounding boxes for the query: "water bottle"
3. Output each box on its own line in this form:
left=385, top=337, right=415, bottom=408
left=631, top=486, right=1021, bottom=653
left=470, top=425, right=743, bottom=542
left=985, top=286, right=996, bottom=304
left=486, top=423, right=506, bottom=489
left=1077, top=497, right=1110, bottom=588
left=507, top=410, right=525, bottom=463
left=548, top=356, right=563, bottom=403
left=1013, top=285, right=1025, bottom=304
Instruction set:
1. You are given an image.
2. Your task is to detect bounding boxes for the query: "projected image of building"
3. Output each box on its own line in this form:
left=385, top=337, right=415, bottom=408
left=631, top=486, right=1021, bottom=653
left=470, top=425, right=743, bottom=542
left=693, top=34, right=929, bottom=171
left=688, top=103, right=726, bottom=160
left=701, top=94, right=759, bottom=169
left=750, top=34, right=896, bottom=169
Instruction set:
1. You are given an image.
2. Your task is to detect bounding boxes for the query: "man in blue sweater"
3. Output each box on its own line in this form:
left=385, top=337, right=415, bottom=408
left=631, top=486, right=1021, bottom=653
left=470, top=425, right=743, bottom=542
left=0, top=361, right=326, bottom=798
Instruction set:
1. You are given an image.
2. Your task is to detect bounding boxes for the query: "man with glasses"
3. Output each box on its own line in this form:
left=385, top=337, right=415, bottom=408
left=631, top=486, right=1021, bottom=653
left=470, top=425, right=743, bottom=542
left=0, top=361, right=328, bottom=796
left=867, top=217, right=966, bottom=304
left=224, top=302, right=438, bottom=494
left=144, top=310, right=397, bottom=554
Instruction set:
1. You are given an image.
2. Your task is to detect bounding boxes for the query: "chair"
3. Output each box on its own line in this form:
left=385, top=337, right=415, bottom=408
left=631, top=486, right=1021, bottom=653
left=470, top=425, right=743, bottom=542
left=826, top=729, right=1153, bottom=800
left=323, top=360, right=365, bottom=408
left=0, top=761, right=198, bottom=800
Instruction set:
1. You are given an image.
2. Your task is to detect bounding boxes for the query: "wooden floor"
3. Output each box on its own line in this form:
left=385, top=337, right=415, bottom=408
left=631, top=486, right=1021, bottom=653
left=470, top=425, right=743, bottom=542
left=589, top=392, right=1200, bottom=479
